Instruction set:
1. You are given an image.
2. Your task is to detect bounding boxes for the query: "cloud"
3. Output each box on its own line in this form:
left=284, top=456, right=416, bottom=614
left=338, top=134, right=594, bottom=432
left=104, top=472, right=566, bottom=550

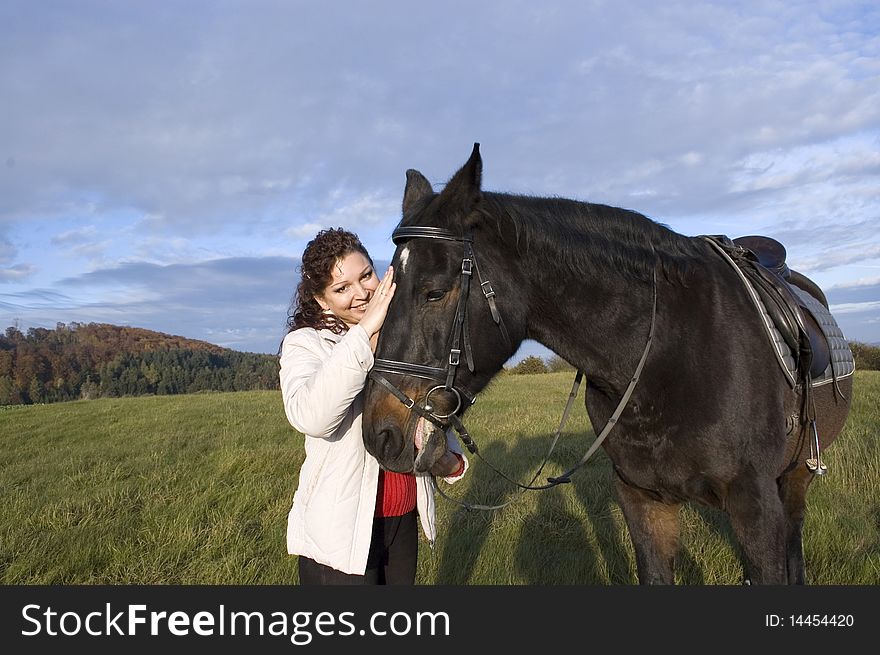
left=3, top=1, right=877, bottom=236
left=60, top=257, right=296, bottom=303
left=2, top=253, right=393, bottom=353
left=1, top=257, right=294, bottom=351
left=827, top=276, right=880, bottom=290
left=315, top=191, right=398, bottom=228
left=771, top=218, right=880, bottom=250
left=285, top=222, right=326, bottom=240
left=0, top=236, right=17, bottom=264
left=1, top=1, right=879, bottom=351
left=826, top=279, right=880, bottom=305
left=0, top=264, right=36, bottom=283
left=829, top=301, right=880, bottom=315
left=50, top=226, right=99, bottom=247
left=791, top=244, right=880, bottom=273
left=729, top=136, right=880, bottom=196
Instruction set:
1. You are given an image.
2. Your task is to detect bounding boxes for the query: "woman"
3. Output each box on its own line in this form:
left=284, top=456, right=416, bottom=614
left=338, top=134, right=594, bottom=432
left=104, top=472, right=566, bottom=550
left=279, top=227, right=467, bottom=585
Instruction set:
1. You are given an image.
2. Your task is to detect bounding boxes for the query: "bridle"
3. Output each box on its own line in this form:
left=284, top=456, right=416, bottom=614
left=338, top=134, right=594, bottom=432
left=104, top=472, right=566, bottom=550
left=368, top=223, right=659, bottom=511
left=368, top=225, right=510, bottom=456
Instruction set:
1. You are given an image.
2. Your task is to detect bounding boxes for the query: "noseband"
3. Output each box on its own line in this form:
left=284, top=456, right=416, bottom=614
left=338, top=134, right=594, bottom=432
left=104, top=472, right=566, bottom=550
left=367, top=225, right=511, bottom=450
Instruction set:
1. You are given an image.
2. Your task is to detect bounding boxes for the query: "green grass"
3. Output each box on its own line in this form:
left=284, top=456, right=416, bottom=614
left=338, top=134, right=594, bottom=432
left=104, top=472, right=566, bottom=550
left=1, top=372, right=878, bottom=585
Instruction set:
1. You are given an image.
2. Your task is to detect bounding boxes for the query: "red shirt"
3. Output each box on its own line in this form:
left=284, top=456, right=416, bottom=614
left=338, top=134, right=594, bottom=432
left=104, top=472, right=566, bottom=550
left=374, top=470, right=417, bottom=517
left=374, top=455, right=465, bottom=517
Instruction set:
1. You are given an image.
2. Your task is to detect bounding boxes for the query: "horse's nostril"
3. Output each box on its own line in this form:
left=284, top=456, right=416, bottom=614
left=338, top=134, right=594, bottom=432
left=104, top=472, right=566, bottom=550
left=373, top=421, right=415, bottom=473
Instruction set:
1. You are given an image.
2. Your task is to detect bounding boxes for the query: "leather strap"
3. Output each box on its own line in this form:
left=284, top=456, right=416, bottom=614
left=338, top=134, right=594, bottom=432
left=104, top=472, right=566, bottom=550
left=472, top=253, right=511, bottom=345
left=435, top=269, right=658, bottom=510
left=372, top=360, right=446, bottom=381
left=392, top=226, right=465, bottom=242
left=433, top=372, right=586, bottom=511
left=544, top=269, right=657, bottom=485
left=369, top=372, right=448, bottom=432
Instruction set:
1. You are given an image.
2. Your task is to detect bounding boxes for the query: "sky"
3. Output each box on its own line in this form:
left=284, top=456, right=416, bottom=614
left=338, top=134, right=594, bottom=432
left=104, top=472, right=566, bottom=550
left=1, top=0, right=879, bottom=364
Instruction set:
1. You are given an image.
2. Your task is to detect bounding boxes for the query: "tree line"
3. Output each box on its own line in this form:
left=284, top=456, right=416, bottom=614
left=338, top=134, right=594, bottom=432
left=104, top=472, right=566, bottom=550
left=509, top=342, right=880, bottom=375
left=0, top=322, right=279, bottom=405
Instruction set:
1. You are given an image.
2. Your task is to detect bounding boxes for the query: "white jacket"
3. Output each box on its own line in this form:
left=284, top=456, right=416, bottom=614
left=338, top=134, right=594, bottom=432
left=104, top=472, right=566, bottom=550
left=279, top=324, right=467, bottom=575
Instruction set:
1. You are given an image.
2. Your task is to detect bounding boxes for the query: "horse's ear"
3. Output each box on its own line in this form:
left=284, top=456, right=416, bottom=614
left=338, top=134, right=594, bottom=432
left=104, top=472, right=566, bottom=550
left=403, top=169, right=433, bottom=214
left=439, top=143, right=482, bottom=208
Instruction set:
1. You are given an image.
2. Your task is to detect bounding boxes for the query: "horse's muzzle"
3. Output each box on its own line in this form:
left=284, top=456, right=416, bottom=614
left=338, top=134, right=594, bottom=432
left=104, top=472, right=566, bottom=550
left=412, top=416, right=447, bottom=473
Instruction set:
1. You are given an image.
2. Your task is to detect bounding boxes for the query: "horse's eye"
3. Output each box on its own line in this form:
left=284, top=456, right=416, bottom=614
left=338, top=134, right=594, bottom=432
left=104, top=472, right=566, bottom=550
left=426, top=289, right=446, bottom=302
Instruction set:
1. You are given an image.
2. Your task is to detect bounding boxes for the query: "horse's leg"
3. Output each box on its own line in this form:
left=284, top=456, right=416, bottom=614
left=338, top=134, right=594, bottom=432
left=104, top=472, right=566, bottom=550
left=777, top=465, right=813, bottom=584
left=726, top=472, right=787, bottom=584
left=614, top=476, right=682, bottom=584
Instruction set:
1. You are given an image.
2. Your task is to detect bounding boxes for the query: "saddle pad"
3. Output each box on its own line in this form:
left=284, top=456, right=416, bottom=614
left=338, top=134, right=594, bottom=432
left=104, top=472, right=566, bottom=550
left=702, top=235, right=854, bottom=388
left=788, top=286, right=855, bottom=387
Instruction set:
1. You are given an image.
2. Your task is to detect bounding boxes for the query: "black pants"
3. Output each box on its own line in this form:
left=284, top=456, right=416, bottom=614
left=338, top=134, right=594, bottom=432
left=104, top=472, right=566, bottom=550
left=298, top=510, right=418, bottom=585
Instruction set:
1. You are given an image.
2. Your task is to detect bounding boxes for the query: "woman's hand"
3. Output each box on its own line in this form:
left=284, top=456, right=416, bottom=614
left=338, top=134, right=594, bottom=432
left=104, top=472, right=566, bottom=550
left=429, top=450, right=464, bottom=478
left=359, top=265, right=395, bottom=350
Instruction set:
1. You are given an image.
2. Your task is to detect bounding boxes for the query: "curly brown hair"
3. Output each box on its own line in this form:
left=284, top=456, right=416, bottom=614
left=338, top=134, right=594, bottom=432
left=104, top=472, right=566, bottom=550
left=285, top=228, right=374, bottom=336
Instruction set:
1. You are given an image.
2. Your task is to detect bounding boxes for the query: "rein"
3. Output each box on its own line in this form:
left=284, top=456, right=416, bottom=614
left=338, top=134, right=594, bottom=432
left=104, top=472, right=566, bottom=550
left=368, top=224, right=658, bottom=511
left=435, top=270, right=657, bottom=511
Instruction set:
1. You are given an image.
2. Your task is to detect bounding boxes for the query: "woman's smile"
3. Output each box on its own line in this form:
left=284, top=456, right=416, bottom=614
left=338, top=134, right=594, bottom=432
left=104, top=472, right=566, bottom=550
left=314, top=252, right=379, bottom=327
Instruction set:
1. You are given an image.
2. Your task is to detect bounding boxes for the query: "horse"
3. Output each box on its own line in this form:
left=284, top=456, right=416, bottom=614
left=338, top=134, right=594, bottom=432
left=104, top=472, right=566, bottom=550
left=361, top=144, right=853, bottom=585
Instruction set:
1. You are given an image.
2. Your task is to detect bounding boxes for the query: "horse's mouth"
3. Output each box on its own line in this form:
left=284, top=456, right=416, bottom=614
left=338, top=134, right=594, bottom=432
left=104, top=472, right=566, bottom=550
left=412, top=416, right=445, bottom=473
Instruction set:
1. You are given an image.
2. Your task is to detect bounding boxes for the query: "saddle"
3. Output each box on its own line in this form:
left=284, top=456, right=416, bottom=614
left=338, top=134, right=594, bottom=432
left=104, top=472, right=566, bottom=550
left=732, top=235, right=790, bottom=278
left=706, top=235, right=830, bottom=382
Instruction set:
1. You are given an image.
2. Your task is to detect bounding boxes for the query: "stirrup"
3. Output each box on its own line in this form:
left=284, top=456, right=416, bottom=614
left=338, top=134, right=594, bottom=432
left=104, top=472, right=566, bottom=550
left=805, top=420, right=827, bottom=475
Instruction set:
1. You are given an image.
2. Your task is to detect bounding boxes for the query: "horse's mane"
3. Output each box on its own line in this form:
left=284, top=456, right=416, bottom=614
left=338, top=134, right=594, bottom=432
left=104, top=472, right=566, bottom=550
left=479, top=192, right=703, bottom=285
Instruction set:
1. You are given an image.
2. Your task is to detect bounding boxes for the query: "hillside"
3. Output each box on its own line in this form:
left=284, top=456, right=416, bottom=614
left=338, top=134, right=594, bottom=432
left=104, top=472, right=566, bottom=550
left=0, top=322, right=279, bottom=405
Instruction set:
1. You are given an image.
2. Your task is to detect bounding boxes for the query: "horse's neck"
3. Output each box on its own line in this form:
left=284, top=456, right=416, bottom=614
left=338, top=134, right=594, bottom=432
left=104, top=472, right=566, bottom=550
left=486, top=195, right=691, bottom=382
left=519, top=242, right=657, bottom=385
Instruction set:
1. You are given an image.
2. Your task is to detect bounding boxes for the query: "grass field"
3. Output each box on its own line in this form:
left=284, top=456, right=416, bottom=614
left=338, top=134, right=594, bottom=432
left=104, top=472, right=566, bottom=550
left=1, top=371, right=878, bottom=585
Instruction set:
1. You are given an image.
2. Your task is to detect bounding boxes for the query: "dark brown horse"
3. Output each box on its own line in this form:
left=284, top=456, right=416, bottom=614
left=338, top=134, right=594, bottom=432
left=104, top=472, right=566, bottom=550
left=362, top=144, right=853, bottom=584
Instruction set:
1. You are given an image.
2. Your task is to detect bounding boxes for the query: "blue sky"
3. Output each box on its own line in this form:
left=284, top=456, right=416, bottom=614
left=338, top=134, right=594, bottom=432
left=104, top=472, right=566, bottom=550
left=1, top=0, right=879, bottom=362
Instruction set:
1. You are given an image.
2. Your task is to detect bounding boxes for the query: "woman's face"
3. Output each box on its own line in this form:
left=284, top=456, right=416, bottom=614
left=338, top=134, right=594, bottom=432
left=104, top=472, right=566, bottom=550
left=315, top=251, right=378, bottom=327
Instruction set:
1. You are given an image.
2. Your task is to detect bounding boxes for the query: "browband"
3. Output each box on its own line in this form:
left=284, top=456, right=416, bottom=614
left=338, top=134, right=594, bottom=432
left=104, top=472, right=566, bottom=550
left=392, top=226, right=471, bottom=244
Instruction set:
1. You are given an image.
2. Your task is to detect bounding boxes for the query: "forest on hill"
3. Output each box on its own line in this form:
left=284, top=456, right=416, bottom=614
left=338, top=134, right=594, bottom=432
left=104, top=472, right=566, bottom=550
left=0, top=322, right=279, bottom=405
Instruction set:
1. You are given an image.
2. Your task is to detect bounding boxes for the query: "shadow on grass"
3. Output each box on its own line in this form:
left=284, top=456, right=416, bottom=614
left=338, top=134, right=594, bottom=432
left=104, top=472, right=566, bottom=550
left=433, top=433, right=745, bottom=585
